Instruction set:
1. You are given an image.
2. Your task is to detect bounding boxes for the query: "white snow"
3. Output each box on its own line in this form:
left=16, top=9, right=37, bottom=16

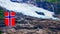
left=0, top=0, right=60, bottom=20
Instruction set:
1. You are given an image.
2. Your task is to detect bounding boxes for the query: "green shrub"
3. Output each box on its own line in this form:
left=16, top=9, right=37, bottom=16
left=0, top=10, right=4, bottom=20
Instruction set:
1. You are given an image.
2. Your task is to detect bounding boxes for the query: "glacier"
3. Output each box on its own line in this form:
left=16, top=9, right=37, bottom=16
left=0, top=0, right=60, bottom=20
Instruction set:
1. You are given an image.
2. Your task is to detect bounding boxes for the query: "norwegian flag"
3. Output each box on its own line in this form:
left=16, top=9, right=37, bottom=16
left=4, top=11, right=16, bottom=27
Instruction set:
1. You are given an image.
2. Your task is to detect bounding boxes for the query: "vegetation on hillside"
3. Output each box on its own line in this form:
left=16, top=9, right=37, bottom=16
left=0, top=7, right=4, bottom=20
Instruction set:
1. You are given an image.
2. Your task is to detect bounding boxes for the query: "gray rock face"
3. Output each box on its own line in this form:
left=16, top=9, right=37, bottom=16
left=0, top=12, right=60, bottom=34
left=15, top=13, right=60, bottom=30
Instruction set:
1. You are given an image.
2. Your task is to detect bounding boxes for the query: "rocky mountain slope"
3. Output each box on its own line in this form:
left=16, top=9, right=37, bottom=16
left=0, top=12, right=60, bottom=34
